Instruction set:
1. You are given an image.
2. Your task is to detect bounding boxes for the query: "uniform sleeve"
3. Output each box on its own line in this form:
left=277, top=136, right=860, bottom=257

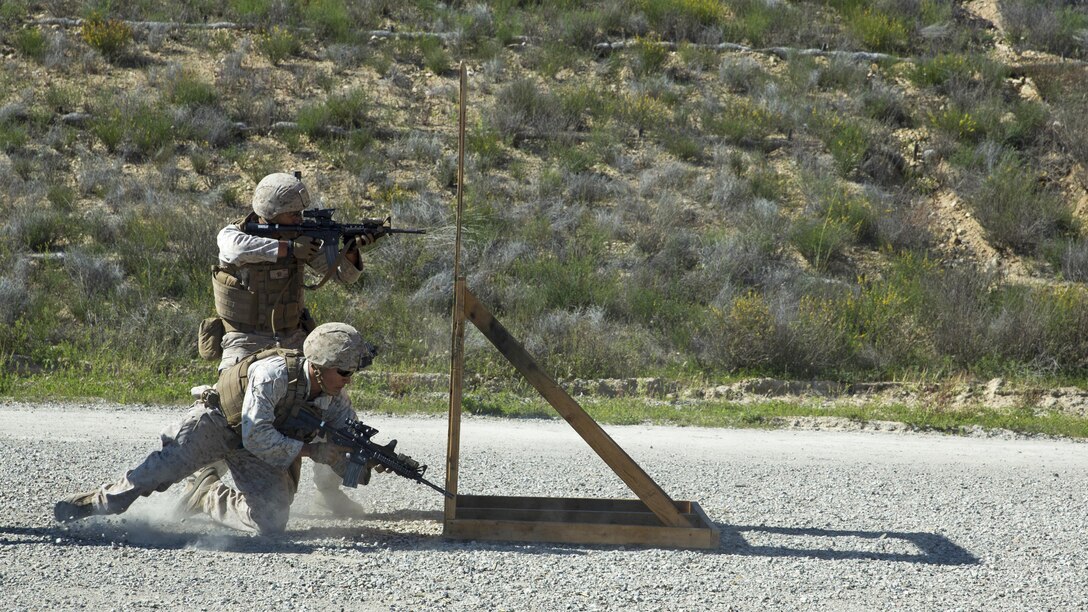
left=218, top=224, right=280, bottom=265
left=239, top=357, right=304, bottom=468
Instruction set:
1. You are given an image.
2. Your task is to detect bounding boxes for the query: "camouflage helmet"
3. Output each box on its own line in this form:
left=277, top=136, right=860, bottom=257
left=303, top=322, right=375, bottom=371
left=252, top=172, right=311, bottom=219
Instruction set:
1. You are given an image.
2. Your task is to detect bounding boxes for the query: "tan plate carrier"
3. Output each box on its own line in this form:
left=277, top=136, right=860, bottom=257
left=441, top=64, right=719, bottom=550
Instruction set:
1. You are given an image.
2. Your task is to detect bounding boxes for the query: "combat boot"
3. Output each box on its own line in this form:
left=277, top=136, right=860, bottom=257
left=53, top=490, right=106, bottom=522
left=313, top=488, right=369, bottom=519
left=174, top=465, right=221, bottom=519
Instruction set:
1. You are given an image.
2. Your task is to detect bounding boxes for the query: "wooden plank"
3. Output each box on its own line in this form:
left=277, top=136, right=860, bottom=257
left=455, top=508, right=673, bottom=526
left=456, top=494, right=693, bottom=514
left=462, top=288, right=691, bottom=529
left=445, top=514, right=719, bottom=549
left=445, top=62, right=468, bottom=520
left=445, top=277, right=465, bottom=518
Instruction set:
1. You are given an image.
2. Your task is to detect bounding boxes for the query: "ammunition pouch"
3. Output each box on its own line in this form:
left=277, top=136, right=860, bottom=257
left=197, top=316, right=226, bottom=360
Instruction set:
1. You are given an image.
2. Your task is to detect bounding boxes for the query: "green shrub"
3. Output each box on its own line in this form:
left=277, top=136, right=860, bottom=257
left=81, top=13, right=132, bottom=60
left=909, top=53, right=974, bottom=89
left=704, top=96, right=785, bottom=143
left=1004, top=1, right=1088, bottom=58
left=9, top=206, right=70, bottom=252
left=256, top=26, right=301, bottom=66
left=848, top=7, right=910, bottom=53
left=659, top=129, right=703, bottom=162
left=791, top=214, right=855, bottom=272
left=861, top=83, right=912, bottom=127
left=630, top=37, right=670, bottom=78
left=228, top=0, right=275, bottom=20
left=719, top=56, right=770, bottom=94
left=967, top=153, right=1074, bottom=254
left=491, top=79, right=577, bottom=141
left=511, top=250, right=618, bottom=312
left=418, top=36, right=450, bottom=76
left=43, top=84, right=82, bottom=114
left=1001, top=99, right=1049, bottom=148
left=467, top=120, right=506, bottom=170
left=46, top=184, right=76, bottom=211
left=0, top=276, right=29, bottom=326
left=928, top=104, right=979, bottom=142
left=700, top=291, right=776, bottom=370
left=843, top=262, right=931, bottom=371
left=14, top=27, right=47, bottom=61
left=304, top=0, right=351, bottom=42
left=0, top=121, right=28, bottom=153
left=811, top=110, right=870, bottom=175
left=721, top=0, right=780, bottom=47
left=164, top=69, right=218, bottom=107
left=635, top=0, right=727, bottom=40
left=297, top=88, right=370, bottom=139
left=0, top=0, right=28, bottom=23
left=92, top=97, right=174, bottom=160
left=619, top=92, right=669, bottom=138
left=1057, top=238, right=1088, bottom=282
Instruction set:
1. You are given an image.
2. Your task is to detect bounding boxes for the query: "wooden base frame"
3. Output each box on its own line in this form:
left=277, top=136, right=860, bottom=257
left=447, top=495, right=719, bottom=549
left=442, top=64, right=718, bottom=550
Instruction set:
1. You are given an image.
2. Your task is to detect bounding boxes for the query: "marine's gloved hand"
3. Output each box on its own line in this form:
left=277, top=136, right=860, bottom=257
left=289, top=236, right=322, bottom=262
left=352, top=230, right=386, bottom=255
left=374, top=453, right=419, bottom=473
left=308, top=442, right=351, bottom=466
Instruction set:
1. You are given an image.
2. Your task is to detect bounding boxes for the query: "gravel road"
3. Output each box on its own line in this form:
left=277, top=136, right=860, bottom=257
left=2, top=400, right=1086, bottom=611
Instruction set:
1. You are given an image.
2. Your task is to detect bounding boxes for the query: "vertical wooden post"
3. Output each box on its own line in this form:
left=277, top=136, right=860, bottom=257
left=445, top=63, right=468, bottom=519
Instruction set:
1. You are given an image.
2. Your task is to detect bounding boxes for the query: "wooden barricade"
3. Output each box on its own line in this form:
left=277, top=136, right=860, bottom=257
left=441, top=64, right=718, bottom=550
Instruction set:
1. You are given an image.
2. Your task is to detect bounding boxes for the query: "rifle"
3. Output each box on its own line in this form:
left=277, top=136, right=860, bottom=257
left=290, top=410, right=453, bottom=498
left=244, top=208, right=426, bottom=288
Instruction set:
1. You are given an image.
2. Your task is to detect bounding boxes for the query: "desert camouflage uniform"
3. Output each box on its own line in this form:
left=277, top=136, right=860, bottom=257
left=215, top=223, right=362, bottom=500
left=215, top=222, right=361, bottom=370
left=72, top=355, right=355, bottom=534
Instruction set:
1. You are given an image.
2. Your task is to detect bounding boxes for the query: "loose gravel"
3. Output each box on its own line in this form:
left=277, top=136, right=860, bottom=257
left=2, top=400, right=1087, bottom=611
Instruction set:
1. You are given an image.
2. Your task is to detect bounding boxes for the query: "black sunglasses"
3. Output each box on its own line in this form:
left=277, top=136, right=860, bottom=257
left=336, top=369, right=355, bottom=377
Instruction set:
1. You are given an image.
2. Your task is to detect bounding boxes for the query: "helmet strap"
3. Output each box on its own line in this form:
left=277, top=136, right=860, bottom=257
left=309, top=363, right=333, bottom=397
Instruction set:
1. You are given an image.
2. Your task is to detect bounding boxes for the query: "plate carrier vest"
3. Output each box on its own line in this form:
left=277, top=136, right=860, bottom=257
left=212, top=213, right=306, bottom=335
left=213, top=348, right=324, bottom=442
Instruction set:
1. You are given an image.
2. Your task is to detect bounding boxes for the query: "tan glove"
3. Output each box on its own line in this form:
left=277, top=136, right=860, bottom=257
left=374, top=453, right=419, bottom=474
left=308, top=442, right=350, bottom=466
left=289, top=236, right=322, bottom=262
left=352, top=231, right=385, bottom=254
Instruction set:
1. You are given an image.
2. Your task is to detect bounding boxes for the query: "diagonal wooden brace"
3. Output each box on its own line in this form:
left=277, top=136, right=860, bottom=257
left=462, top=288, right=692, bottom=529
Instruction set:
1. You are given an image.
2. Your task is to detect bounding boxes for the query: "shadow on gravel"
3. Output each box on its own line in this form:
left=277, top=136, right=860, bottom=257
left=1, top=514, right=585, bottom=556
left=0, top=523, right=447, bottom=554
left=719, top=524, right=978, bottom=565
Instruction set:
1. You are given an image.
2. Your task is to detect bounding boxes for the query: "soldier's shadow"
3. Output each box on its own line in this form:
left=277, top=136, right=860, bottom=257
left=0, top=520, right=452, bottom=555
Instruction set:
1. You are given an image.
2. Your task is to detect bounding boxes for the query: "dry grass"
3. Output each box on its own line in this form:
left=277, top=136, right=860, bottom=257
left=0, top=1, right=1086, bottom=393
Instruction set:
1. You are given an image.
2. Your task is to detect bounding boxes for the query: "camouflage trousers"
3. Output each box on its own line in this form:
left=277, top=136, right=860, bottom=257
left=83, top=403, right=301, bottom=534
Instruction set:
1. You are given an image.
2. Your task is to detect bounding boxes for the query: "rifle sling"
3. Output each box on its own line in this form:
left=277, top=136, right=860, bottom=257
left=303, top=243, right=349, bottom=290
